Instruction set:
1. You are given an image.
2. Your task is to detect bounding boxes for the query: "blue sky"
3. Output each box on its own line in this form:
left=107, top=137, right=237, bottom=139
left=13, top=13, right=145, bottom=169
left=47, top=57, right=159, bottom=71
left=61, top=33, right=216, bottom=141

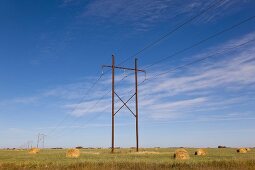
left=0, top=0, right=255, bottom=148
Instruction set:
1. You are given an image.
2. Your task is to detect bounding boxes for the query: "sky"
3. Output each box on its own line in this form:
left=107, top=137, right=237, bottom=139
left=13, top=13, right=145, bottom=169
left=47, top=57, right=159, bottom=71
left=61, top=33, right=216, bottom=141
left=0, top=0, right=255, bottom=148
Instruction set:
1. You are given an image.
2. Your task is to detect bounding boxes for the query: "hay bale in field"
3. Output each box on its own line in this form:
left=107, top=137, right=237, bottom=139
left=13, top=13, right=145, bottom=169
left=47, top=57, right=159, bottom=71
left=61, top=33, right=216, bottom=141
left=195, top=149, right=207, bottom=156
left=174, top=148, right=190, bottom=160
left=28, top=148, right=40, bottom=154
left=245, top=148, right=251, bottom=152
left=66, top=149, right=80, bottom=158
left=237, top=148, right=247, bottom=153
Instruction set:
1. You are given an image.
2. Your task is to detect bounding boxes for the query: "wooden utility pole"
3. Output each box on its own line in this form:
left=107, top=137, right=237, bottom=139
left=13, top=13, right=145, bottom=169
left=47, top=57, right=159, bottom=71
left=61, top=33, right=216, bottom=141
left=41, top=134, right=46, bottom=148
left=103, top=55, right=145, bottom=153
left=37, top=133, right=40, bottom=148
left=135, top=58, right=139, bottom=152
left=111, top=55, right=115, bottom=153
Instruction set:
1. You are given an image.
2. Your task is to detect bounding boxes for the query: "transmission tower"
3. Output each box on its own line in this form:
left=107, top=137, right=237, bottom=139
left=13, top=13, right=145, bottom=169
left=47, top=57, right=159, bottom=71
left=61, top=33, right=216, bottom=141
left=103, top=55, right=146, bottom=153
left=36, top=133, right=46, bottom=148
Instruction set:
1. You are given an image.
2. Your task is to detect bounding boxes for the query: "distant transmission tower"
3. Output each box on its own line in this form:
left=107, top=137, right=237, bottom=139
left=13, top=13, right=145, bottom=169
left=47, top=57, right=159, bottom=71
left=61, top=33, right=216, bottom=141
left=27, top=140, right=33, bottom=149
left=36, top=133, right=46, bottom=148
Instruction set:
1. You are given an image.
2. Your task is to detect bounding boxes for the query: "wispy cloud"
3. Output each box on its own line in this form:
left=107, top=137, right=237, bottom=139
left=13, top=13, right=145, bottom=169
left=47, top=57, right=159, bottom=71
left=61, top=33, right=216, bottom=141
left=64, top=98, right=110, bottom=117
left=60, top=0, right=81, bottom=7
left=80, top=0, right=251, bottom=30
left=83, top=0, right=171, bottom=29
left=4, top=32, right=255, bottom=122
left=194, top=0, right=252, bottom=23
left=61, top=32, right=255, bottom=120
left=0, top=96, right=39, bottom=106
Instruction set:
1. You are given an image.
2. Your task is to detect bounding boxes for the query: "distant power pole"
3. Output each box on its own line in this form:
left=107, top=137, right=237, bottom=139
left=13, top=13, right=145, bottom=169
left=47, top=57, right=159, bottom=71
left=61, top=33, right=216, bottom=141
left=27, top=141, right=33, bottom=149
left=37, top=133, right=40, bottom=148
left=42, top=134, right=46, bottom=148
left=36, top=133, right=46, bottom=148
left=102, top=55, right=146, bottom=153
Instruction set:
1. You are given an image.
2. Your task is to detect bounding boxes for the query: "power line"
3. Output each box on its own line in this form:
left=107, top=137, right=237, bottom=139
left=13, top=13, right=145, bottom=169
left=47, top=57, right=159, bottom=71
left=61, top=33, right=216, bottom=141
left=48, top=73, right=128, bottom=137
left=118, top=0, right=225, bottom=66
left=52, top=38, right=255, bottom=141
left=51, top=108, right=109, bottom=139
left=118, top=14, right=255, bottom=82
left=47, top=70, right=105, bottom=136
left=43, top=2, right=254, bottom=141
left=46, top=36, right=254, bottom=143
left=48, top=15, right=255, bottom=138
left=146, top=38, right=255, bottom=82
left=109, top=38, right=255, bottom=98
left=143, top=15, right=255, bottom=70
left=47, top=0, right=225, bottom=135
left=51, top=96, right=121, bottom=139
left=50, top=65, right=146, bottom=138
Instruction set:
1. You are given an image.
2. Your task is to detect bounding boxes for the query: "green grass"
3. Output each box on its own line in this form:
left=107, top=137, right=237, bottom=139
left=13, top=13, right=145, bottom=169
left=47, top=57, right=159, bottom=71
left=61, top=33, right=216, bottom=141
left=0, top=148, right=255, bottom=170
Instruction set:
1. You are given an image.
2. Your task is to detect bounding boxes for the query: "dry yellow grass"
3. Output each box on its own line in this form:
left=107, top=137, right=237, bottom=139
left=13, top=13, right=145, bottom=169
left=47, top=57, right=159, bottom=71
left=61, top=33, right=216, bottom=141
left=66, top=149, right=80, bottom=158
left=28, top=148, right=40, bottom=154
left=195, top=148, right=207, bottom=156
left=83, top=152, right=100, bottom=155
left=1, top=148, right=255, bottom=169
left=237, top=148, right=247, bottom=153
left=130, top=151, right=160, bottom=155
left=173, top=148, right=190, bottom=160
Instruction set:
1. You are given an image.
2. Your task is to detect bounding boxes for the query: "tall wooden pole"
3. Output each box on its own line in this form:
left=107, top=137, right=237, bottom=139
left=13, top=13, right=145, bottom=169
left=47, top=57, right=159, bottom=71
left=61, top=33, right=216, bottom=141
left=135, top=58, right=139, bottom=152
left=111, top=55, right=115, bottom=153
left=42, top=135, right=45, bottom=148
left=37, top=133, right=40, bottom=148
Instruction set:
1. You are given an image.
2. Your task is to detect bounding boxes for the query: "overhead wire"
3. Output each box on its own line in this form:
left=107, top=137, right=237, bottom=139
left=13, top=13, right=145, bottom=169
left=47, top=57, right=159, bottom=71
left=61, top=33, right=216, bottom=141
left=44, top=1, right=254, bottom=140
left=117, top=0, right=226, bottom=66
left=112, top=0, right=227, bottom=81
left=48, top=72, right=131, bottom=138
left=120, top=14, right=255, bottom=80
left=48, top=6, right=255, bottom=138
left=52, top=35, right=255, bottom=139
left=47, top=70, right=105, bottom=137
left=143, top=15, right=255, bottom=70
left=142, top=38, right=255, bottom=84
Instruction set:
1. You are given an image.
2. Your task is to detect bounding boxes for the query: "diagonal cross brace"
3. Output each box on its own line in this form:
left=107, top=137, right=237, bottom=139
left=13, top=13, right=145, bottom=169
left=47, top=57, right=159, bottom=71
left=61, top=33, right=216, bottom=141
left=114, top=93, right=136, bottom=116
left=114, top=92, right=136, bottom=117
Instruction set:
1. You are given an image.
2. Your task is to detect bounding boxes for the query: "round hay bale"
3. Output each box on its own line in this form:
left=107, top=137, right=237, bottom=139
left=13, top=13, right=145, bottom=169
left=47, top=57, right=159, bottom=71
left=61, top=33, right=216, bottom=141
left=245, top=148, right=251, bottom=152
left=237, top=148, right=247, bottom=153
left=174, top=148, right=190, bottom=160
left=66, top=149, right=80, bottom=158
left=28, top=148, right=40, bottom=154
left=195, top=148, right=207, bottom=156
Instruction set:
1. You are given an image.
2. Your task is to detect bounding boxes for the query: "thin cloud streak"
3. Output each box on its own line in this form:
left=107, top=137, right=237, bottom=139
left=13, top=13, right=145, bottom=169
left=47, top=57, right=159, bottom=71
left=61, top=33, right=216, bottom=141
left=81, top=0, right=251, bottom=29
left=64, top=32, right=255, bottom=120
left=2, top=32, right=255, bottom=122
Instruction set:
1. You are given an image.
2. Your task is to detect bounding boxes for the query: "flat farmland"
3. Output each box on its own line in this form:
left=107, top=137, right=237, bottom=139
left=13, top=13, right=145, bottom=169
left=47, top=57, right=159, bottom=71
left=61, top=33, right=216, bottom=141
left=0, top=148, right=254, bottom=170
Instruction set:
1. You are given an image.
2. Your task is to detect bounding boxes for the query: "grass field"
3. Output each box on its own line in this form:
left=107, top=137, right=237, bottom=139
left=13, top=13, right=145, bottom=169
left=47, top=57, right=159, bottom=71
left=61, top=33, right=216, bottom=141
left=0, top=148, right=254, bottom=170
